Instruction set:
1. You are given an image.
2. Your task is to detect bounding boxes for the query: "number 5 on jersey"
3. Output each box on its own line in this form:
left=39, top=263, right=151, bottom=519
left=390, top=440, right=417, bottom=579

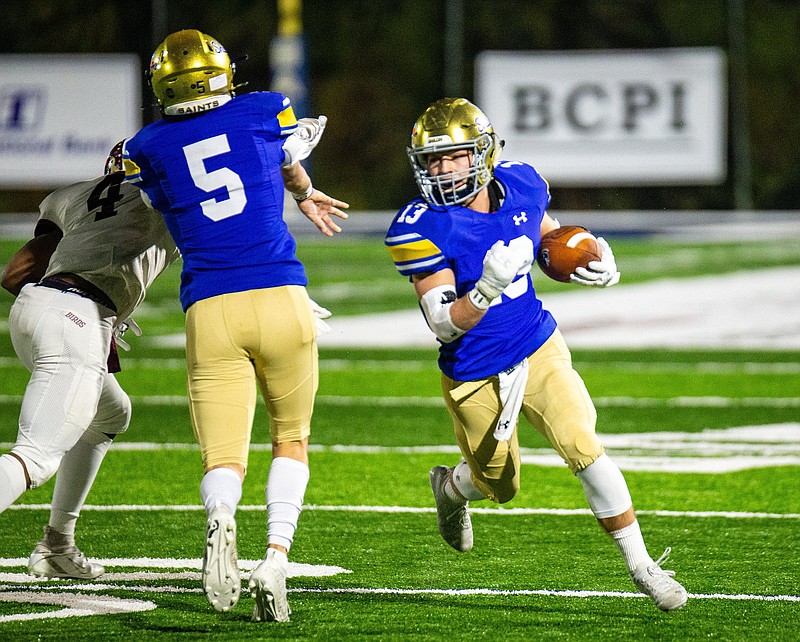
left=183, top=134, right=248, bottom=221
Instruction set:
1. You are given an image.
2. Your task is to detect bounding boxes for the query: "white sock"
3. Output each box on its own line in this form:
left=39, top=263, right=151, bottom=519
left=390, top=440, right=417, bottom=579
left=49, top=430, right=113, bottom=538
left=0, top=454, right=28, bottom=512
left=200, top=467, right=243, bottom=516
left=266, top=457, right=310, bottom=551
left=610, top=521, right=654, bottom=572
left=449, top=460, right=484, bottom=501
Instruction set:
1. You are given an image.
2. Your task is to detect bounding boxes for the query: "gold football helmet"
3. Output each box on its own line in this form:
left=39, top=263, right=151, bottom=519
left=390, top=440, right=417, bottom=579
left=407, top=98, right=501, bottom=207
left=147, top=29, right=235, bottom=116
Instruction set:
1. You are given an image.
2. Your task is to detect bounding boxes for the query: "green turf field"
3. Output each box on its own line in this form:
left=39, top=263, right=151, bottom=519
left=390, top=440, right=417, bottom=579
left=0, top=237, right=798, bottom=640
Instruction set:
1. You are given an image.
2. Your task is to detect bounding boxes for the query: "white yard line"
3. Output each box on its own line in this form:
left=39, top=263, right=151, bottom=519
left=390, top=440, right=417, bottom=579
left=293, top=586, right=800, bottom=603
left=1, top=394, right=798, bottom=408
left=5, top=503, right=798, bottom=519
left=5, top=356, right=798, bottom=374
left=2, top=423, right=799, bottom=472
left=0, top=575, right=796, bottom=605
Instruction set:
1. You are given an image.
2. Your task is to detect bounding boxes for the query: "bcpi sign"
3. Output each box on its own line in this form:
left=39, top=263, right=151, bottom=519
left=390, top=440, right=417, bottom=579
left=475, top=48, right=727, bottom=186
left=0, top=54, right=141, bottom=188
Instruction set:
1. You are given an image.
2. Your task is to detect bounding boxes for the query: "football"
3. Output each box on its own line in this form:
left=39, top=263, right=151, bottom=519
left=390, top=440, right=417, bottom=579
left=536, top=225, right=602, bottom=283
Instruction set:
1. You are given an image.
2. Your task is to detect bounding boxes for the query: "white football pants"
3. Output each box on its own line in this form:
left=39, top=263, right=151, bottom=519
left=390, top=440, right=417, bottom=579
left=7, top=283, right=127, bottom=489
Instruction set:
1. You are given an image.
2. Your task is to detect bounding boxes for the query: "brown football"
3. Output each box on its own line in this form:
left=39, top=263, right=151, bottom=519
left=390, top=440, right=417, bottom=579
left=536, top=226, right=601, bottom=283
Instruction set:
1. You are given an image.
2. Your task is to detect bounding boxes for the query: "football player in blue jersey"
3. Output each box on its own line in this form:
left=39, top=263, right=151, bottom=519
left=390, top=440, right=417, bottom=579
left=123, top=29, right=348, bottom=622
left=385, top=98, right=687, bottom=612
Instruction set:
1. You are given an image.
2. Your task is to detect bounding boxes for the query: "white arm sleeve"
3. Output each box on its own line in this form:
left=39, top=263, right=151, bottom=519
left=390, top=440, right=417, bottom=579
left=419, top=284, right=466, bottom=343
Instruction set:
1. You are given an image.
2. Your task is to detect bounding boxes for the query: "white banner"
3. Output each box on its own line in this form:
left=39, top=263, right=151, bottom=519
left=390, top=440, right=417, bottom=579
left=475, top=48, right=726, bottom=186
left=0, top=54, right=141, bottom=188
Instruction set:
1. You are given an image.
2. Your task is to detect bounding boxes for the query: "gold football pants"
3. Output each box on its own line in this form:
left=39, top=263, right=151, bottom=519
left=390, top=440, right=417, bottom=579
left=185, top=286, right=318, bottom=472
left=442, top=329, right=603, bottom=503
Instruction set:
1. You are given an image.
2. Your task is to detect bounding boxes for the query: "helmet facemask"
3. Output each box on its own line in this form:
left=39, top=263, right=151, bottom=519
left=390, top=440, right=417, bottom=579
left=408, top=132, right=499, bottom=207
left=407, top=98, right=500, bottom=208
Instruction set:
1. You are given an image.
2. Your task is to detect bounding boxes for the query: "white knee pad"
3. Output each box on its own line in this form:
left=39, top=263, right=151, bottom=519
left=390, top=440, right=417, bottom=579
left=89, top=402, right=131, bottom=437
left=13, top=447, right=61, bottom=489
left=90, top=375, right=132, bottom=436
left=0, top=454, right=28, bottom=510
left=576, top=453, right=632, bottom=519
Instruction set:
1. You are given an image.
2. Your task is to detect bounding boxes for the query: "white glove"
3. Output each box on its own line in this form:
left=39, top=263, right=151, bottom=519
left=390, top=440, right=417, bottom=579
left=281, top=115, right=328, bottom=167
left=469, top=240, right=532, bottom=309
left=309, top=298, right=332, bottom=336
left=570, top=237, right=621, bottom=287
left=507, top=236, right=534, bottom=276
left=477, top=241, right=519, bottom=299
left=113, top=317, right=141, bottom=351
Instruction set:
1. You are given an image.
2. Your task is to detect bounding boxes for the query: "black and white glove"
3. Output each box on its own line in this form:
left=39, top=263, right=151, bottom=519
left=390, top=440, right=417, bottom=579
left=570, top=237, right=621, bottom=288
left=469, top=239, right=533, bottom=309
left=309, top=298, right=332, bottom=336
left=113, top=318, right=141, bottom=351
left=281, top=115, right=328, bottom=167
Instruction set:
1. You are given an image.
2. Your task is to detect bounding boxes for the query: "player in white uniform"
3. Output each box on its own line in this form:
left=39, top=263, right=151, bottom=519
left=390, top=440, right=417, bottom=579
left=0, top=142, right=180, bottom=578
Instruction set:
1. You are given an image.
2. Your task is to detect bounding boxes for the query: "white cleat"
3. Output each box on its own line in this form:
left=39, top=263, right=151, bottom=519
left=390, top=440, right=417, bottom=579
left=202, top=505, right=240, bottom=612
left=28, top=526, right=104, bottom=580
left=631, top=548, right=688, bottom=612
left=429, top=465, right=473, bottom=552
left=249, top=548, right=291, bottom=623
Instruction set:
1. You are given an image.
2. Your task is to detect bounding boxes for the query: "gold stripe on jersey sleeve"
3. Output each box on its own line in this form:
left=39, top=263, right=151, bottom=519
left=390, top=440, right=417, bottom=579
left=278, top=105, right=298, bottom=129
left=122, top=158, right=140, bottom=178
left=387, top=238, right=441, bottom=263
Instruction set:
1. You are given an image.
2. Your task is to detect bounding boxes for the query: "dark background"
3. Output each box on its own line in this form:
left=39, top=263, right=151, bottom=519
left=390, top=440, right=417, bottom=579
left=2, top=0, right=798, bottom=214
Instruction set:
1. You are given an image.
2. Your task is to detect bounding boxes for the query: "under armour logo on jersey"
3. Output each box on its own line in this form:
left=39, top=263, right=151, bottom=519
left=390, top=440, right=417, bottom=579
left=513, top=212, right=528, bottom=226
left=497, top=419, right=511, bottom=432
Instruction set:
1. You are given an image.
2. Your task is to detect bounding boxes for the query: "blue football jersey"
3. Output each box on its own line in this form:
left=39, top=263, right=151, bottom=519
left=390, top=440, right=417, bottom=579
left=124, top=92, right=306, bottom=311
left=385, top=161, right=557, bottom=381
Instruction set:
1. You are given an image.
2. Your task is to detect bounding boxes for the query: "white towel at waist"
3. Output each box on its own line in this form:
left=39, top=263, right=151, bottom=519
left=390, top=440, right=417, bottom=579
left=493, top=357, right=529, bottom=441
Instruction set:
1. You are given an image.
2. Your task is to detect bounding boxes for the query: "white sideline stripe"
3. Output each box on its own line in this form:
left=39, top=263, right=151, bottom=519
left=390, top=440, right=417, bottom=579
left=2, top=440, right=798, bottom=457
left=3, top=423, right=799, bottom=471
left=307, top=267, right=800, bottom=349
left=0, top=394, right=799, bottom=408
left=293, top=587, right=800, bottom=603
left=6, top=503, right=798, bottom=519
left=596, top=397, right=800, bottom=408
left=0, top=582, right=795, bottom=604
left=0, top=558, right=349, bottom=578
left=580, top=362, right=800, bottom=374
left=0, top=592, right=156, bottom=622
left=4, top=357, right=799, bottom=374
left=0, top=441, right=465, bottom=453
left=304, top=506, right=800, bottom=520
left=317, top=396, right=800, bottom=409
